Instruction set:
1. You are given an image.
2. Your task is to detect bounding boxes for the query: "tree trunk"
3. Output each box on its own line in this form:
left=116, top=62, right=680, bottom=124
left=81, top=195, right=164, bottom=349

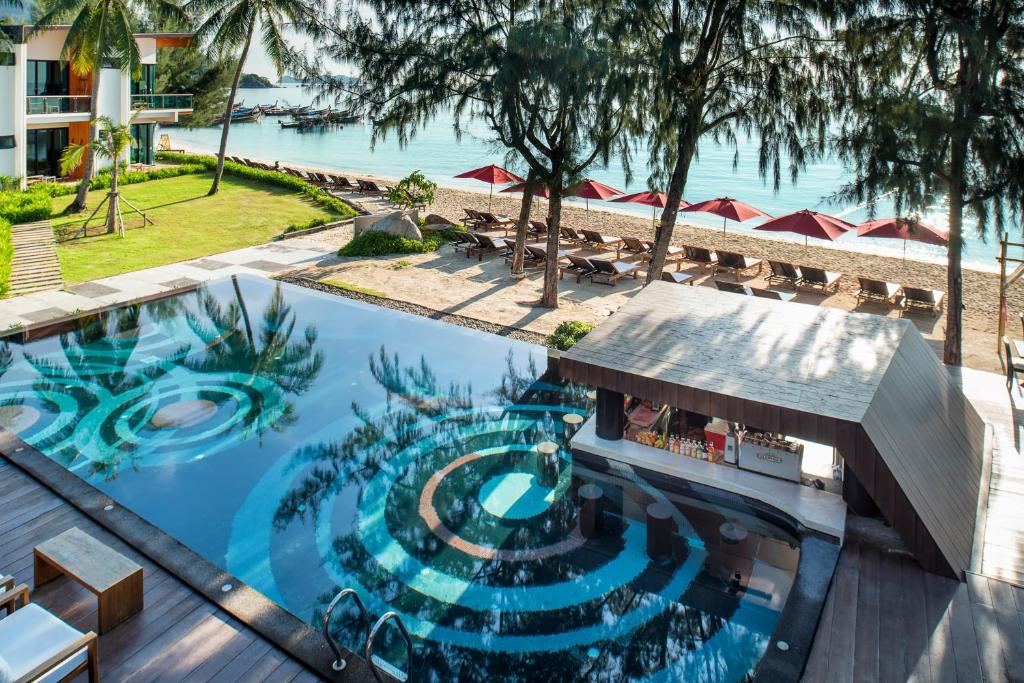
left=646, top=132, right=696, bottom=284
left=944, top=177, right=964, bottom=367
left=209, top=23, right=255, bottom=197
left=106, top=165, right=119, bottom=235
left=68, top=3, right=108, bottom=214
left=541, top=189, right=562, bottom=307
left=510, top=175, right=535, bottom=275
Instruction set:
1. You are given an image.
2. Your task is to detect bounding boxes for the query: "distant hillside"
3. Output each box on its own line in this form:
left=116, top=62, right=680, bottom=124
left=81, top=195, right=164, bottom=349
left=239, top=73, right=274, bottom=88
left=279, top=74, right=359, bottom=87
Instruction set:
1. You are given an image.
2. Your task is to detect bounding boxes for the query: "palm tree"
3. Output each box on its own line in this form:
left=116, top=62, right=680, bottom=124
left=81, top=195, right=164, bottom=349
left=33, top=0, right=162, bottom=212
left=187, top=0, right=310, bottom=196
left=60, top=113, right=151, bottom=236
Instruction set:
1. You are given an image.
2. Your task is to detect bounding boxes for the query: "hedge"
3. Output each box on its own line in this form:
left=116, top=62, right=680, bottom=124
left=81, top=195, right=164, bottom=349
left=0, top=218, right=12, bottom=297
left=338, top=229, right=459, bottom=257
left=548, top=320, right=596, bottom=351
left=1, top=153, right=357, bottom=224
left=0, top=185, right=53, bottom=224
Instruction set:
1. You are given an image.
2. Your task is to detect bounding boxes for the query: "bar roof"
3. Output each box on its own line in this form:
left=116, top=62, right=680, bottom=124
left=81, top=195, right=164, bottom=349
left=561, top=282, right=985, bottom=577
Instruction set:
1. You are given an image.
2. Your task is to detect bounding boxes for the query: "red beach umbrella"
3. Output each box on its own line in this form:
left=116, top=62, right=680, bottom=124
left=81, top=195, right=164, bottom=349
left=501, top=182, right=551, bottom=199
left=754, top=209, right=854, bottom=247
left=564, top=178, right=624, bottom=216
left=682, top=196, right=771, bottom=233
left=611, top=191, right=690, bottom=224
left=857, top=217, right=948, bottom=259
left=455, top=164, right=525, bottom=210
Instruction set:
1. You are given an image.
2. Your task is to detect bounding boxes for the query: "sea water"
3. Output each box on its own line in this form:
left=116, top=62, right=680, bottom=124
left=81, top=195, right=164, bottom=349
left=167, top=86, right=1019, bottom=271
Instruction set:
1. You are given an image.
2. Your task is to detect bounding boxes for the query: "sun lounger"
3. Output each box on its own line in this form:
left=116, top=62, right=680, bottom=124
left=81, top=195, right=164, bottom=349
left=590, top=259, right=639, bottom=286
left=358, top=179, right=389, bottom=196
left=467, top=234, right=510, bottom=261
left=560, top=255, right=597, bottom=282
left=560, top=226, right=584, bottom=242
left=477, top=212, right=515, bottom=231
left=661, top=271, right=694, bottom=285
left=524, top=244, right=569, bottom=268
left=856, top=277, right=902, bottom=306
left=750, top=288, right=784, bottom=300
left=328, top=174, right=355, bottom=190
left=767, top=260, right=802, bottom=288
left=0, top=574, right=100, bottom=683
left=581, top=230, right=624, bottom=255
left=528, top=220, right=548, bottom=237
left=900, top=286, right=944, bottom=316
left=683, top=245, right=718, bottom=272
left=622, top=236, right=653, bottom=256
left=714, top=280, right=749, bottom=295
left=451, top=230, right=481, bottom=254
left=715, top=251, right=763, bottom=280
left=798, top=266, right=842, bottom=293
left=462, top=208, right=485, bottom=229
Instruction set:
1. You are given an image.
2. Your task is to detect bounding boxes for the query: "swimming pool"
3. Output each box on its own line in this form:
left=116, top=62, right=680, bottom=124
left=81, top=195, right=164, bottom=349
left=0, top=276, right=803, bottom=681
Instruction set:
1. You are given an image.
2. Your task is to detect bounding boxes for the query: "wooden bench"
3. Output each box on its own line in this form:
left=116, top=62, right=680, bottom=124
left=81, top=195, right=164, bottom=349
left=34, top=527, right=143, bottom=634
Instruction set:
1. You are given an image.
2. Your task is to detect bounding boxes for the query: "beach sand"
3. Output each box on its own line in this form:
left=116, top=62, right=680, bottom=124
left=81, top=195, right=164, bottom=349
left=198, top=148, right=1015, bottom=372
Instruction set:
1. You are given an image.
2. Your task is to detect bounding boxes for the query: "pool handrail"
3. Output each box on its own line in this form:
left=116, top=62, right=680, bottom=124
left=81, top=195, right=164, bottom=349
left=321, top=587, right=371, bottom=672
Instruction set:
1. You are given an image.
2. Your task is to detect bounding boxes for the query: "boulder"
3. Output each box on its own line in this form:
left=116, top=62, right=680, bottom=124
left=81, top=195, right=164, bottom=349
left=423, top=213, right=455, bottom=226
left=366, top=211, right=423, bottom=241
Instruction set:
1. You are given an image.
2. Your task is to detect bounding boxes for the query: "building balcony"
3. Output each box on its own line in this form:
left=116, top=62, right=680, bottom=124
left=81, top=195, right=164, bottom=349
left=26, top=95, right=91, bottom=115
left=130, top=94, right=193, bottom=111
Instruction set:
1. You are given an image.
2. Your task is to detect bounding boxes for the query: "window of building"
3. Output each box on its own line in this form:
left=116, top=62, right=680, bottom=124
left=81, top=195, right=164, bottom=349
left=131, top=64, right=156, bottom=95
left=26, top=127, right=69, bottom=177
left=0, top=135, right=15, bottom=150
left=131, top=124, right=154, bottom=165
left=26, top=60, right=69, bottom=97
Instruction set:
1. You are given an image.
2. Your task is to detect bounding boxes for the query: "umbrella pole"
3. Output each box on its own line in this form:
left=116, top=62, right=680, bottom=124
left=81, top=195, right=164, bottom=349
left=489, top=183, right=493, bottom=211
left=723, top=216, right=727, bottom=233
left=903, top=239, right=907, bottom=261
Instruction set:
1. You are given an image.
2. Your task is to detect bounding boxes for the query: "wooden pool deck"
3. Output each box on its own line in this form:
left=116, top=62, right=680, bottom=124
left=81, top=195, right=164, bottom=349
left=0, top=459, right=322, bottom=682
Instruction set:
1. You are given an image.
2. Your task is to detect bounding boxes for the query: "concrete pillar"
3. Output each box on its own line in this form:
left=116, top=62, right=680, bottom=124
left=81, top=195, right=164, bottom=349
left=646, top=502, right=675, bottom=560
left=595, top=388, right=625, bottom=440
left=13, top=42, right=27, bottom=188
left=578, top=484, right=604, bottom=539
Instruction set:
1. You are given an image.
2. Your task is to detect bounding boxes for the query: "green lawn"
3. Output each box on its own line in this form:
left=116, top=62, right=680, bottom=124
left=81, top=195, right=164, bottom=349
left=54, top=173, right=337, bottom=284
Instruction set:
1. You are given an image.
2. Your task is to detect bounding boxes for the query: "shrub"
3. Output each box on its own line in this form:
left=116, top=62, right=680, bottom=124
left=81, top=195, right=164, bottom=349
left=0, top=185, right=53, bottom=223
left=284, top=217, right=328, bottom=233
left=338, top=228, right=457, bottom=257
left=0, top=176, right=20, bottom=192
left=549, top=320, right=597, bottom=351
left=387, top=170, right=437, bottom=208
left=0, top=218, right=11, bottom=297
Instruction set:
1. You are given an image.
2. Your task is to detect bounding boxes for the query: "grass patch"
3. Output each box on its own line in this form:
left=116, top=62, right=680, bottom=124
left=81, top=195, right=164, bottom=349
left=54, top=173, right=337, bottom=284
left=393, top=259, right=412, bottom=270
left=339, top=229, right=459, bottom=257
left=320, top=278, right=388, bottom=298
left=0, top=218, right=12, bottom=297
left=549, top=320, right=597, bottom=350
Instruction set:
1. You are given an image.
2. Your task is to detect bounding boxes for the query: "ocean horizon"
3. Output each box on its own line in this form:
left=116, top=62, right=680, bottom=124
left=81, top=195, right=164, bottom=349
left=166, top=86, right=1017, bottom=272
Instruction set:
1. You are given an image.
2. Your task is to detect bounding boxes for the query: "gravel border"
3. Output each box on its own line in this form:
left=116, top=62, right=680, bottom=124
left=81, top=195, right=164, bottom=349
left=279, top=274, right=552, bottom=346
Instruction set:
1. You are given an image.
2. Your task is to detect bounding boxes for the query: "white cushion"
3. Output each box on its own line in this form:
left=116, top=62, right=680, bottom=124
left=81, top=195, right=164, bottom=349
left=0, top=604, right=87, bottom=682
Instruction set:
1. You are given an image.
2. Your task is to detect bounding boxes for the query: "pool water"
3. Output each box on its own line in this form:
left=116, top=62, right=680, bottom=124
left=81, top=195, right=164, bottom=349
left=0, top=276, right=800, bottom=682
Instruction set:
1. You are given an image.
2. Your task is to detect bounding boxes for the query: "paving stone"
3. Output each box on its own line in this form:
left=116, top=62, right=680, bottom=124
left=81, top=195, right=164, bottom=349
left=240, top=260, right=289, bottom=272
left=187, top=259, right=233, bottom=271
left=20, top=307, right=72, bottom=323
left=68, top=281, right=121, bottom=297
left=159, top=277, right=202, bottom=290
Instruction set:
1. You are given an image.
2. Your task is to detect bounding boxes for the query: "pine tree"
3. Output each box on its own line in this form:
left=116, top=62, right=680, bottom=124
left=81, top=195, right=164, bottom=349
left=835, top=0, right=1024, bottom=366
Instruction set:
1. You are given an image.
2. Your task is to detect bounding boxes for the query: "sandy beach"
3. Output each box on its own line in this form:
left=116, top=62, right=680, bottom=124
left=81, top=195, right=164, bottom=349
left=186, top=146, right=1014, bottom=372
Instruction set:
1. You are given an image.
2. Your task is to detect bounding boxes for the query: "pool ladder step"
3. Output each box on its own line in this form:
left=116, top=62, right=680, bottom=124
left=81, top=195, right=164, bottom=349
left=322, top=588, right=413, bottom=682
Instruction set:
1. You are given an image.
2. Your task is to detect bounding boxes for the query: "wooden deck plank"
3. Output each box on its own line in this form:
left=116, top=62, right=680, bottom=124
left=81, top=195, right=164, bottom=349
left=824, top=539, right=860, bottom=683
left=852, top=543, right=880, bottom=683
left=877, top=550, right=908, bottom=683
left=923, top=572, right=957, bottom=683
left=945, top=583, right=982, bottom=683
left=0, top=456, right=322, bottom=682
left=986, top=578, right=1024, bottom=681
left=901, top=555, right=934, bottom=683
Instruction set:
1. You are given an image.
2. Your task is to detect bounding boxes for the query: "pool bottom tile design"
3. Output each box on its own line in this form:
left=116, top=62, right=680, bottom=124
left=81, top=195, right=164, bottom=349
left=0, top=276, right=800, bottom=682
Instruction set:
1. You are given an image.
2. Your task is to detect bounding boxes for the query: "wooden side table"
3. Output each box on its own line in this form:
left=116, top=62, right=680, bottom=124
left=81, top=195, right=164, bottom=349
left=34, top=527, right=144, bottom=634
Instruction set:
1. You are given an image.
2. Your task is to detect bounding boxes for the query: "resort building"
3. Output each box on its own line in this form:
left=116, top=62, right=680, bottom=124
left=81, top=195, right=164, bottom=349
left=0, top=25, right=192, bottom=186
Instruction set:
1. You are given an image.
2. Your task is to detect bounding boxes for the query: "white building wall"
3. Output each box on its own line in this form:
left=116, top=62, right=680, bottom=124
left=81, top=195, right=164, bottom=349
left=0, top=63, right=17, bottom=179
left=24, top=29, right=66, bottom=61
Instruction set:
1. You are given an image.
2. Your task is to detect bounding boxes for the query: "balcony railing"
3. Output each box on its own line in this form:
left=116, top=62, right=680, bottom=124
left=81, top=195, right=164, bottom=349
left=131, top=94, right=193, bottom=110
left=26, top=96, right=91, bottom=115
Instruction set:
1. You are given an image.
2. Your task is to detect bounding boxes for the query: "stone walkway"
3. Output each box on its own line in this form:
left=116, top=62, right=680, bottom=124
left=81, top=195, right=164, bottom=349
left=0, top=235, right=339, bottom=330
left=8, top=221, right=63, bottom=296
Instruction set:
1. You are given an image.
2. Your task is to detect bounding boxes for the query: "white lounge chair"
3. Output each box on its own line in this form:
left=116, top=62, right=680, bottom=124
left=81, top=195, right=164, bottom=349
left=0, top=574, right=99, bottom=683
